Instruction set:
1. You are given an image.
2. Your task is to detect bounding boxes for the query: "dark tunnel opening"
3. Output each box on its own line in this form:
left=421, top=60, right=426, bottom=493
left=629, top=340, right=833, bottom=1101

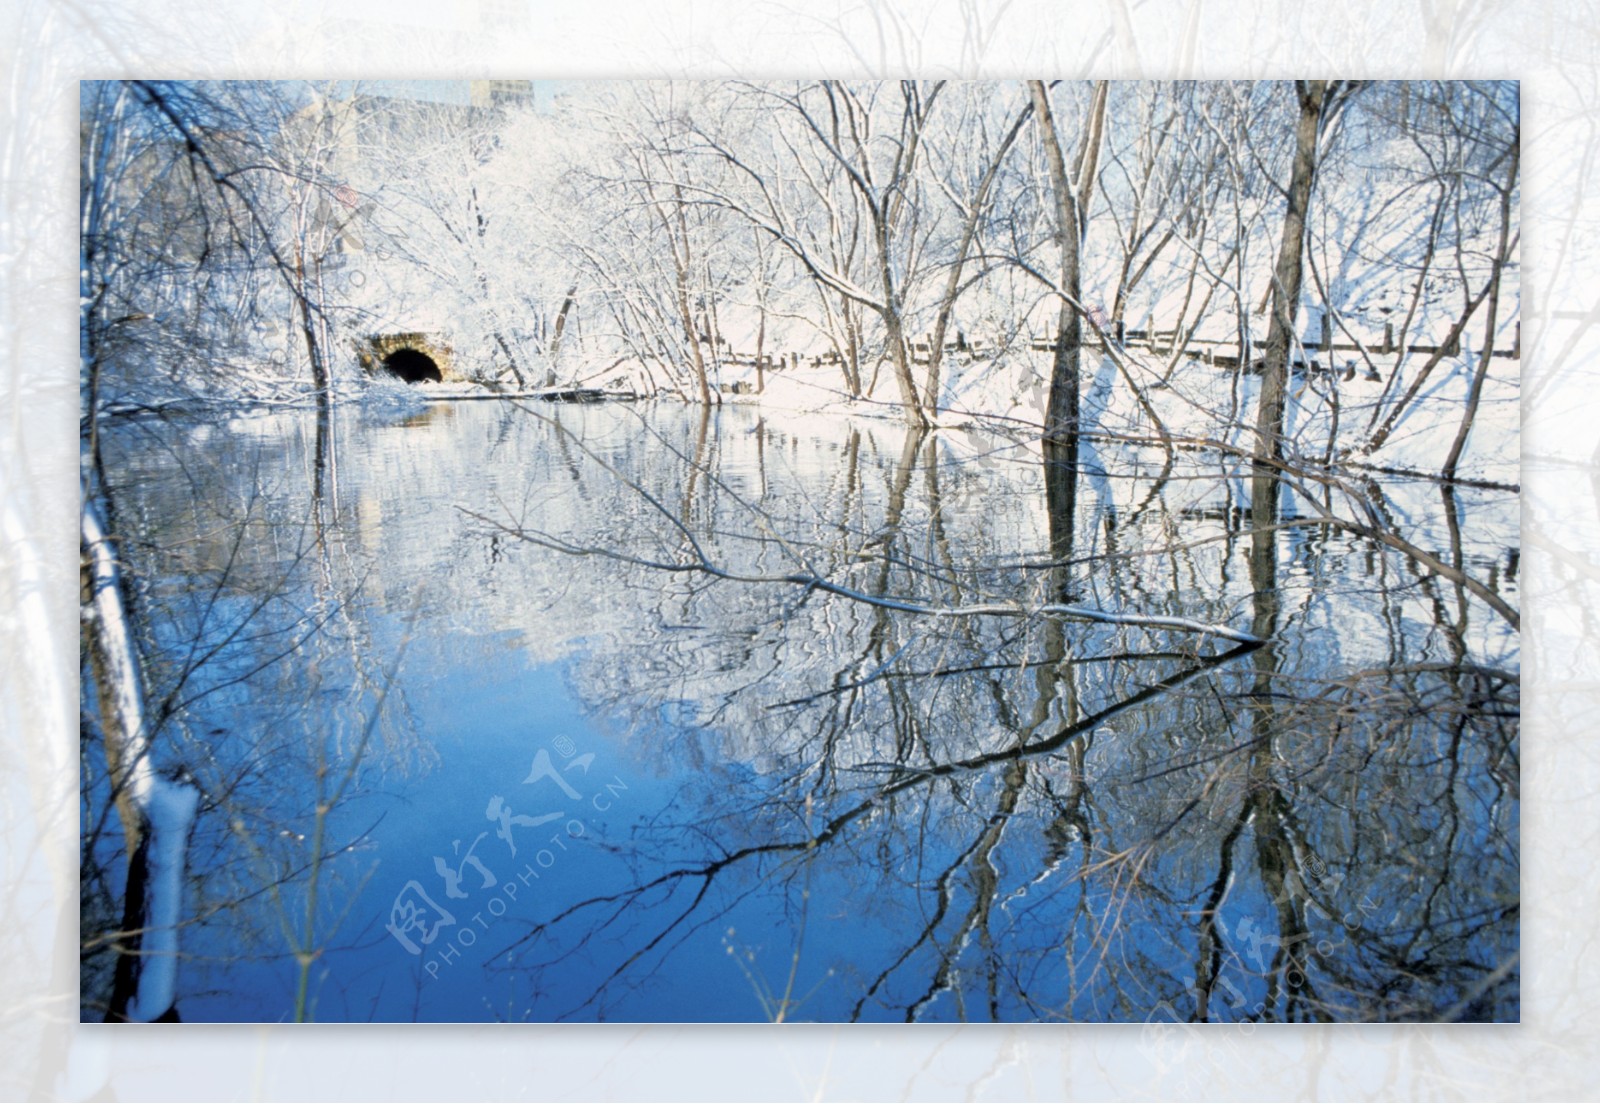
left=382, top=348, right=443, bottom=383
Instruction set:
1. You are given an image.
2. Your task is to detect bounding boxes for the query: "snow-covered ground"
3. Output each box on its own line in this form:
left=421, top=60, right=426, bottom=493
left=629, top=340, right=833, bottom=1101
left=705, top=337, right=1519, bottom=486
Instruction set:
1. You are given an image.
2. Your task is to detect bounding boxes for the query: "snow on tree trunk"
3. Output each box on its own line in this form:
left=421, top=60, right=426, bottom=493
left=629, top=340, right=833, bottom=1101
left=81, top=491, right=153, bottom=851
left=82, top=488, right=197, bottom=1021
left=124, top=778, right=200, bottom=1022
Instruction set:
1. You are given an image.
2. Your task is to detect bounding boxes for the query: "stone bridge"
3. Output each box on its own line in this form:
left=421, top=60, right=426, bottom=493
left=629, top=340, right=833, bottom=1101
left=357, top=332, right=460, bottom=383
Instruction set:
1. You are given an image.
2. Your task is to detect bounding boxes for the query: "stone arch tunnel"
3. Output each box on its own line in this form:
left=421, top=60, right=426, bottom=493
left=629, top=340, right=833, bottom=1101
left=381, top=347, right=442, bottom=383
left=359, top=333, right=459, bottom=384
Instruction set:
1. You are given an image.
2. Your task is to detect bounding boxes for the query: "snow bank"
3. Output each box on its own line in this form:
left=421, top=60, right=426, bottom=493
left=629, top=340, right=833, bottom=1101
left=712, top=340, right=1517, bottom=485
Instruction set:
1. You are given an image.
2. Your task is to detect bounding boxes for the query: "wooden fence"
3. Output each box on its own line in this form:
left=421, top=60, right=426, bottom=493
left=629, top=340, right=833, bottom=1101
left=702, top=315, right=1520, bottom=380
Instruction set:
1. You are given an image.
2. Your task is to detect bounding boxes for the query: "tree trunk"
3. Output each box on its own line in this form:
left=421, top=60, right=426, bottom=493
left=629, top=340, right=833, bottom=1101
left=754, top=301, right=767, bottom=394
left=83, top=488, right=199, bottom=1022
left=874, top=211, right=926, bottom=427
left=1442, top=126, right=1518, bottom=481
left=671, top=188, right=715, bottom=406
left=293, top=243, right=330, bottom=400
left=704, top=259, right=725, bottom=392
left=547, top=284, right=578, bottom=386
left=922, top=100, right=1032, bottom=417
left=751, top=230, right=770, bottom=394
left=492, top=331, right=529, bottom=388
left=844, top=300, right=863, bottom=398
left=82, top=492, right=152, bottom=859
left=1029, top=81, right=1107, bottom=443
left=1254, top=80, right=1326, bottom=464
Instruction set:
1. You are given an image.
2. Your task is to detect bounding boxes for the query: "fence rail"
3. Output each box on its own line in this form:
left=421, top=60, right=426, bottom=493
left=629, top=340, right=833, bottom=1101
left=697, top=316, right=1520, bottom=382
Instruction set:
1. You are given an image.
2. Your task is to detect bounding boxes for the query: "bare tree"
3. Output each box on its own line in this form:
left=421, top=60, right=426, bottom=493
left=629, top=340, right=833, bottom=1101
left=687, top=80, right=948, bottom=423
left=1028, top=79, right=1107, bottom=442
left=920, top=86, right=1033, bottom=417
left=1255, top=81, right=1330, bottom=463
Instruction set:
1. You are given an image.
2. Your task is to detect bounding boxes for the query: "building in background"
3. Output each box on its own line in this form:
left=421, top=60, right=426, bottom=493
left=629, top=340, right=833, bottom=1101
left=469, top=80, right=535, bottom=108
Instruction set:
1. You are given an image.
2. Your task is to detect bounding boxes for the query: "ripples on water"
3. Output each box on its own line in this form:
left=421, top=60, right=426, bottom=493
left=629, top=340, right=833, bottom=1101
left=84, top=399, right=1519, bottom=1022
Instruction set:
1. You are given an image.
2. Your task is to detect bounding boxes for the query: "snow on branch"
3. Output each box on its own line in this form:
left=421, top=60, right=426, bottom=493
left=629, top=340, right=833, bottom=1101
left=124, top=777, right=200, bottom=1023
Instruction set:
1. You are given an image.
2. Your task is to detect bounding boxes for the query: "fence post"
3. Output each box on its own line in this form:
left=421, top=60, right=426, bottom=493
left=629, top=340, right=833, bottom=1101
left=1383, top=322, right=1394, bottom=354
left=1321, top=311, right=1333, bottom=353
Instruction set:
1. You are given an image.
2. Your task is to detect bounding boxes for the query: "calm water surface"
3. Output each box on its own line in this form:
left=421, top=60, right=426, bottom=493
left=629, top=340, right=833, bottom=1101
left=88, top=398, right=1519, bottom=1022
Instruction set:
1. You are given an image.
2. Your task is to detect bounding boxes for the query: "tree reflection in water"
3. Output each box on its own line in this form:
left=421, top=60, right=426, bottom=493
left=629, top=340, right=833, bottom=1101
left=94, top=400, right=1518, bottom=1022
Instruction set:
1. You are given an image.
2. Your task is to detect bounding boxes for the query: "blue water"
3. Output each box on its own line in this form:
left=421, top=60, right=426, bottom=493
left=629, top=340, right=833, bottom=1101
left=87, top=399, right=1520, bottom=1022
